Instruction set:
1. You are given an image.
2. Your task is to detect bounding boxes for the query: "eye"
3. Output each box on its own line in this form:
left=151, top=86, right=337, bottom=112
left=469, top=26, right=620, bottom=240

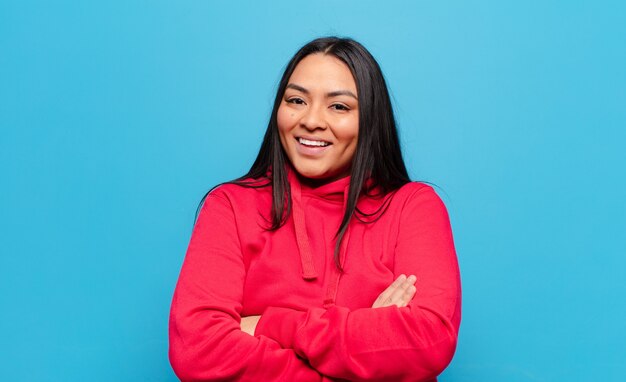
left=330, top=103, right=350, bottom=111
left=286, top=97, right=305, bottom=105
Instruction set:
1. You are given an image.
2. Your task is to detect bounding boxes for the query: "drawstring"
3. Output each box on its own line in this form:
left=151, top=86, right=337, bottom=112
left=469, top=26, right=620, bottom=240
left=288, top=168, right=355, bottom=290
left=323, top=183, right=352, bottom=307
left=290, top=174, right=318, bottom=280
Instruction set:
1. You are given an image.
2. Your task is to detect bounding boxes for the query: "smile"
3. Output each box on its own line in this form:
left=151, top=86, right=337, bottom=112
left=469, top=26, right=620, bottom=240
left=297, top=137, right=331, bottom=147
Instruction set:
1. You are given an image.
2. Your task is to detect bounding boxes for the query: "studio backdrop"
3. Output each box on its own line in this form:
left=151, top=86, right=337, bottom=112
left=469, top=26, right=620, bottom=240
left=1, top=1, right=624, bottom=381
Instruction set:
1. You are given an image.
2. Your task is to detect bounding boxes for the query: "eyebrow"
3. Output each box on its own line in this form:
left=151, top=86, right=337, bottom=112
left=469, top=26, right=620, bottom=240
left=286, top=83, right=358, bottom=100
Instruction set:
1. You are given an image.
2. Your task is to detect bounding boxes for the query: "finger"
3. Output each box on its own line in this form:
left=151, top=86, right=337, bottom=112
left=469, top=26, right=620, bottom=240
left=375, top=274, right=406, bottom=304
left=396, top=276, right=417, bottom=307
left=385, top=275, right=417, bottom=307
left=398, top=284, right=417, bottom=307
left=372, top=274, right=406, bottom=308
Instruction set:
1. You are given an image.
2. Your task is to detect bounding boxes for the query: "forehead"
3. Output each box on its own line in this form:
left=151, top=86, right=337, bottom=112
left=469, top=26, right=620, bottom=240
left=288, top=53, right=356, bottom=91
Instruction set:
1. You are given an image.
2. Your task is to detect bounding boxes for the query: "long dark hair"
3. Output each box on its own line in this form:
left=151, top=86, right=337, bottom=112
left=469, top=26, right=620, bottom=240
left=198, top=36, right=411, bottom=268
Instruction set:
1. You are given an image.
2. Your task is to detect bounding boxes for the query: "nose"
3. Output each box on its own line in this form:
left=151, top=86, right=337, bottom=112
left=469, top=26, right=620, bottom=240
left=299, top=104, right=327, bottom=131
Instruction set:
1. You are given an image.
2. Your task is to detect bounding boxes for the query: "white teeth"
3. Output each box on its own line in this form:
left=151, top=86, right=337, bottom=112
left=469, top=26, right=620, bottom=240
left=298, top=138, right=330, bottom=147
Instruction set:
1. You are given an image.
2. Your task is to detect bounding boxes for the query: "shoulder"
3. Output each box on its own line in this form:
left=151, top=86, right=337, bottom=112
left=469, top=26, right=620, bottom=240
left=389, top=182, right=451, bottom=222
left=393, top=182, right=443, bottom=205
left=396, top=181, right=434, bottom=195
left=202, top=178, right=272, bottom=216
left=358, top=182, right=445, bottom=218
left=208, top=178, right=271, bottom=200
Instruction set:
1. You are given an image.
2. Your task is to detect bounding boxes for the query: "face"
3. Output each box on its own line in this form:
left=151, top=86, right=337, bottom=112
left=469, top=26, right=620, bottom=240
left=277, top=53, right=359, bottom=183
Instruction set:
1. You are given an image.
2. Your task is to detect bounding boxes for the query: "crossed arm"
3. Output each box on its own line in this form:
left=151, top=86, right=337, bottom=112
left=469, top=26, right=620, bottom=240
left=241, top=274, right=418, bottom=334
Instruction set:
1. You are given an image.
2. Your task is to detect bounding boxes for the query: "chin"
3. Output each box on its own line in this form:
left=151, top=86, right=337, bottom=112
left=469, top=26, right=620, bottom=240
left=296, top=169, right=349, bottom=184
left=292, top=165, right=329, bottom=180
left=298, top=170, right=328, bottom=180
left=290, top=160, right=348, bottom=182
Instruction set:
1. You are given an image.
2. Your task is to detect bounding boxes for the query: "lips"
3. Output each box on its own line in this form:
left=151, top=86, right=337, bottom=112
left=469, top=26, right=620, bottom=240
left=294, top=136, right=332, bottom=156
left=297, top=137, right=331, bottom=147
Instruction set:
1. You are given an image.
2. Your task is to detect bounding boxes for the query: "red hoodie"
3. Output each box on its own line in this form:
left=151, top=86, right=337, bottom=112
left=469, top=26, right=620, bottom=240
left=169, top=170, right=461, bottom=381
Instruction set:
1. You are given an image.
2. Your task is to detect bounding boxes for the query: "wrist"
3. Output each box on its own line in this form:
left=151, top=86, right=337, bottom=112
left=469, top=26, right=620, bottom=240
left=255, top=306, right=306, bottom=349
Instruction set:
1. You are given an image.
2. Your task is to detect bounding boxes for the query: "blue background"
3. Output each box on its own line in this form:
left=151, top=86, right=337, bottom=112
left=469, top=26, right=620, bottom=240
left=1, top=1, right=625, bottom=381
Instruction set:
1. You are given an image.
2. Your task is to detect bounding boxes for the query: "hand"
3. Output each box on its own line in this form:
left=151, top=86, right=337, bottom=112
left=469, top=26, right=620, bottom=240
left=372, top=274, right=417, bottom=308
left=240, top=315, right=261, bottom=335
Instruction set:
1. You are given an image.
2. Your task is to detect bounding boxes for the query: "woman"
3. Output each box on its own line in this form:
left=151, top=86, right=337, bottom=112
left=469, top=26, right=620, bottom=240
left=169, top=37, right=461, bottom=381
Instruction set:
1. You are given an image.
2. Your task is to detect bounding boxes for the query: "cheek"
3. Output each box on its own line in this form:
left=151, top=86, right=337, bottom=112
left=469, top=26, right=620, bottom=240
left=276, top=106, right=295, bottom=134
left=276, top=107, right=294, bottom=153
left=335, top=119, right=359, bottom=149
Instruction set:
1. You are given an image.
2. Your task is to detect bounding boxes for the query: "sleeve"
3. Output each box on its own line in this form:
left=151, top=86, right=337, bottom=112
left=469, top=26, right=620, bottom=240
left=169, top=191, right=326, bottom=382
left=254, top=185, right=461, bottom=382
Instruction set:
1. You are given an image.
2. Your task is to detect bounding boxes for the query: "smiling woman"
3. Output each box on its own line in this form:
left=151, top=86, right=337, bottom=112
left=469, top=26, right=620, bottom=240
left=169, top=37, right=462, bottom=382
